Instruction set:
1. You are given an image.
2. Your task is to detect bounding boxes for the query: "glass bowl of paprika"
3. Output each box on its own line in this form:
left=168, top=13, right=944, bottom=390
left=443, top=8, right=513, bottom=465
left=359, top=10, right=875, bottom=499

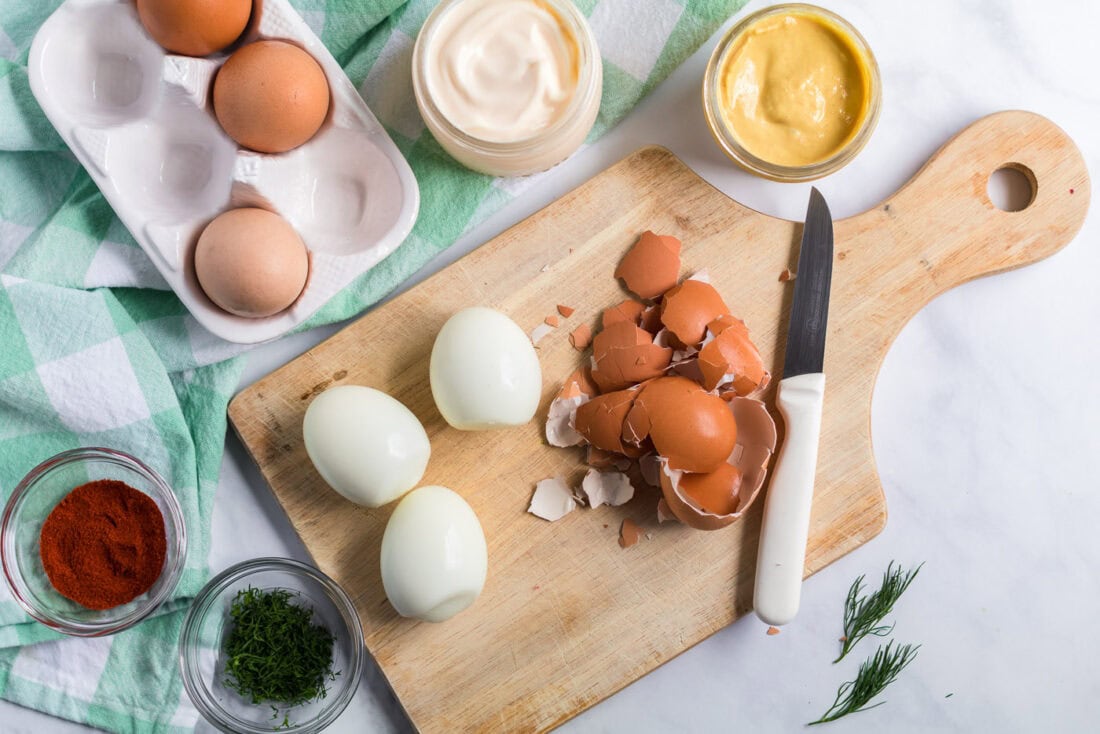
left=1, top=447, right=187, bottom=636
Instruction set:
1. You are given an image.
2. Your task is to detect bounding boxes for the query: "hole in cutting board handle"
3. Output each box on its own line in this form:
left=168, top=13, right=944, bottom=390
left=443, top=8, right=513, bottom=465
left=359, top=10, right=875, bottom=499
left=987, top=164, right=1036, bottom=212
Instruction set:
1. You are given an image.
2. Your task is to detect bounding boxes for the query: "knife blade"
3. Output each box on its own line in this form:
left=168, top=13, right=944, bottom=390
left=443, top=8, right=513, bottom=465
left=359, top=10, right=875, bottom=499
left=754, top=187, right=834, bottom=626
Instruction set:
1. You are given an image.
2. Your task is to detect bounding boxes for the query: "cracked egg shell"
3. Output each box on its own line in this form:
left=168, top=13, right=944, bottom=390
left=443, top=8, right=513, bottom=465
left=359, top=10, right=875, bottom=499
left=661, top=279, right=731, bottom=348
left=727, top=395, right=779, bottom=491
left=590, top=320, right=673, bottom=393
left=623, top=376, right=736, bottom=472
left=698, top=314, right=770, bottom=395
left=574, top=388, right=641, bottom=456
left=602, top=299, right=646, bottom=329
left=659, top=464, right=743, bottom=529
left=614, top=231, right=682, bottom=300
left=557, top=366, right=597, bottom=400
left=658, top=396, right=778, bottom=530
left=587, top=446, right=632, bottom=471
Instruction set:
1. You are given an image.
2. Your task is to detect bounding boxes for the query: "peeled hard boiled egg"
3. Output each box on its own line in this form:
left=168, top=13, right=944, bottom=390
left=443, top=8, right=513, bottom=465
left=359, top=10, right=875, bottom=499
left=380, top=485, right=488, bottom=622
left=430, top=307, right=542, bottom=430
left=303, top=385, right=430, bottom=508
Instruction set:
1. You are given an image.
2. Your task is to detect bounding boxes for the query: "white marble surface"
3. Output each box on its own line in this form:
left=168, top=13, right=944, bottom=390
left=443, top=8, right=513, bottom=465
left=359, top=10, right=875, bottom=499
left=5, top=0, right=1099, bottom=731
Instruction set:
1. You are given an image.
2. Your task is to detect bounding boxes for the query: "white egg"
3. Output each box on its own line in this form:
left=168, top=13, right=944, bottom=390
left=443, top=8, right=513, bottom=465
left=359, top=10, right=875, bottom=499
left=429, top=306, right=542, bottom=430
left=302, top=385, right=430, bottom=508
left=380, top=485, right=488, bottom=622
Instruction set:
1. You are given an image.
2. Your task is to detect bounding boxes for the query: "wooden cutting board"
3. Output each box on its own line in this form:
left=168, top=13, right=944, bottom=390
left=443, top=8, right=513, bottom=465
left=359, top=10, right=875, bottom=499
left=229, top=111, right=1088, bottom=733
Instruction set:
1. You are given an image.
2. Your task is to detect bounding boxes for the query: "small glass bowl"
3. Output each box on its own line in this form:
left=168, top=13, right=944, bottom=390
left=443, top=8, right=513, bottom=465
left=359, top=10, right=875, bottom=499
left=703, top=3, right=882, bottom=181
left=412, top=0, right=603, bottom=176
left=179, top=558, right=364, bottom=734
left=0, top=447, right=187, bottom=636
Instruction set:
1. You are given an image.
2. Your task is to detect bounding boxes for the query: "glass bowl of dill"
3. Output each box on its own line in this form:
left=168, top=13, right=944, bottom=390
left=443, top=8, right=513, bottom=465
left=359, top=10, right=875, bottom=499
left=178, top=557, right=364, bottom=733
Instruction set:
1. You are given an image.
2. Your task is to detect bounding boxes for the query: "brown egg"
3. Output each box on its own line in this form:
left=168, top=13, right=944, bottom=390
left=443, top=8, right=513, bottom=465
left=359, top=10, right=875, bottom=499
left=590, top=321, right=673, bottom=393
left=575, top=389, right=647, bottom=457
left=194, top=208, right=309, bottom=318
left=137, top=0, right=251, bottom=56
left=214, top=41, right=330, bottom=153
left=614, top=231, right=682, bottom=300
left=623, top=376, right=737, bottom=472
left=698, top=314, right=770, bottom=394
left=660, top=279, right=731, bottom=348
left=658, top=396, right=778, bottom=530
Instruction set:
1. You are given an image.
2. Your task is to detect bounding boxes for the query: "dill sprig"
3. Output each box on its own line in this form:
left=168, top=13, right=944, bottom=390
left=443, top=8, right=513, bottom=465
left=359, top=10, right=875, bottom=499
left=809, top=641, right=920, bottom=725
left=222, top=587, right=339, bottom=718
left=834, top=561, right=922, bottom=662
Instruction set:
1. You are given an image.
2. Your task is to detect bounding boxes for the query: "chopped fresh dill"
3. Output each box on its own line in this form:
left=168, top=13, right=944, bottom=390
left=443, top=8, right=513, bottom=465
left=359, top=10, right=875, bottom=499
left=223, top=587, right=339, bottom=726
left=809, top=641, right=920, bottom=726
left=834, top=561, right=922, bottom=663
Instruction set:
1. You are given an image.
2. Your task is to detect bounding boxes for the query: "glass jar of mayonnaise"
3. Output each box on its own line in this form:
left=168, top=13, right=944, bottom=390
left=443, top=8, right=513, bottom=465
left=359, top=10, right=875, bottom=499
left=703, top=4, right=881, bottom=182
left=412, top=0, right=602, bottom=177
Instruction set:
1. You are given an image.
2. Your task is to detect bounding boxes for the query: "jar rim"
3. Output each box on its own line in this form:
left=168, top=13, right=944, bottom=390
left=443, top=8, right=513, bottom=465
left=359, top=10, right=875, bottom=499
left=702, top=3, right=882, bottom=182
left=412, top=0, right=602, bottom=155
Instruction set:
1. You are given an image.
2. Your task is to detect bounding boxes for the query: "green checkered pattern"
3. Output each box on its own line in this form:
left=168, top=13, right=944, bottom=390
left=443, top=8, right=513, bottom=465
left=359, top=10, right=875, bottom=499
left=0, top=0, right=747, bottom=730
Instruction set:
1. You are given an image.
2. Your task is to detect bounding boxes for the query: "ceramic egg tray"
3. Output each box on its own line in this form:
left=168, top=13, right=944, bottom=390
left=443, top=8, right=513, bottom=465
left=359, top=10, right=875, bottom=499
left=28, top=0, right=419, bottom=344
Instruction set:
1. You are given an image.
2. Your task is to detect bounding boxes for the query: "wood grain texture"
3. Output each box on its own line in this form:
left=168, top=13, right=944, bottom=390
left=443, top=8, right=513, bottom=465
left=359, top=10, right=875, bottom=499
left=229, top=111, right=1089, bottom=733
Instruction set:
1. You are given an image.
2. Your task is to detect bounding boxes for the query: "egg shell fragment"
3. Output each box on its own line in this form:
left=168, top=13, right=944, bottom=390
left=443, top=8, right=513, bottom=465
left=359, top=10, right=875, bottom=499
left=623, top=376, right=737, bottom=472
left=601, top=299, right=646, bottom=329
left=580, top=469, right=635, bottom=508
left=587, top=446, right=632, bottom=471
left=590, top=320, right=673, bottom=392
left=574, top=388, right=646, bottom=457
left=380, top=486, right=488, bottom=622
left=545, top=394, right=587, bottom=447
left=619, top=518, right=643, bottom=548
left=557, top=366, right=598, bottom=400
left=430, top=307, right=542, bottom=430
left=303, top=385, right=430, bottom=508
left=528, top=477, right=578, bottom=521
left=570, top=323, right=593, bottom=350
left=614, top=231, right=682, bottom=300
left=529, top=321, right=554, bottom=346
left=660, top=279, right=731, bottom=348
left=657, top=396, right=778, bottom=530
left=697, top=314, right=771, bottom=395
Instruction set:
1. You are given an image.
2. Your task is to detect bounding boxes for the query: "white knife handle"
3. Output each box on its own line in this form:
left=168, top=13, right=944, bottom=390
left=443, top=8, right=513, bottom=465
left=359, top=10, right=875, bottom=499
left=753, top=372, right=826, bottom=626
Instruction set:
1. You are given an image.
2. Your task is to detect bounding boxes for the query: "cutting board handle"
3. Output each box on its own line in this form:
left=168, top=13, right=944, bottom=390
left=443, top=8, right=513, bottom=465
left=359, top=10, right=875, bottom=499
left=841, top=110, right=1090, bottom=310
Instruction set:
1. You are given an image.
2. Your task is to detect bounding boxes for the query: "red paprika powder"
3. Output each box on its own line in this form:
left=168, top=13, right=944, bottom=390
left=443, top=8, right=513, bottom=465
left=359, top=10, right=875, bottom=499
left=39, top=479, right=167, bottom=610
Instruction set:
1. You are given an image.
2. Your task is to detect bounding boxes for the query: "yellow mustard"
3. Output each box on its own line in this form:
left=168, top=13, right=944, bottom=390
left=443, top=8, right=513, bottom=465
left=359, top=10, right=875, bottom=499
left=717, top=10, right=872, bottom=168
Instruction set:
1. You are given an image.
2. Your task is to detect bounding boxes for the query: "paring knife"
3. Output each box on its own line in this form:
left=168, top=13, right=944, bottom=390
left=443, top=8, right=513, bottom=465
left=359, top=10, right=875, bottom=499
left=754, top=187, right=833, bottom=627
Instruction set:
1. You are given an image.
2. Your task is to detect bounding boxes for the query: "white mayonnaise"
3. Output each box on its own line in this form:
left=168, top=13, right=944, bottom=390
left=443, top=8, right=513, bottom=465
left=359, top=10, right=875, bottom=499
left=423, top=0, right=580, bottom=143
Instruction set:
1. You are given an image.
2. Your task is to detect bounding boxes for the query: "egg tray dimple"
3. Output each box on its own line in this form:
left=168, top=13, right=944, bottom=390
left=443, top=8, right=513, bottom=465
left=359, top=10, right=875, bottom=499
left=28, top=0, right=420, bottom=344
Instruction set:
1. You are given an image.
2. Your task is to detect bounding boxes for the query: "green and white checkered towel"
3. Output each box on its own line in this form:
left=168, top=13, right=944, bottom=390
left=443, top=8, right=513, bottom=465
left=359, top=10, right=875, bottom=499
left=0, top=0, right=747, bottom=730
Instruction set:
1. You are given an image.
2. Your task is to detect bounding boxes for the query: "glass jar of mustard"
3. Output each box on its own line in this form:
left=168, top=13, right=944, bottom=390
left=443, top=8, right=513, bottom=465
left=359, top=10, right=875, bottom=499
left=703, top=4, right=881, bottom=182
left=412, top=0, right=602, bottom=177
